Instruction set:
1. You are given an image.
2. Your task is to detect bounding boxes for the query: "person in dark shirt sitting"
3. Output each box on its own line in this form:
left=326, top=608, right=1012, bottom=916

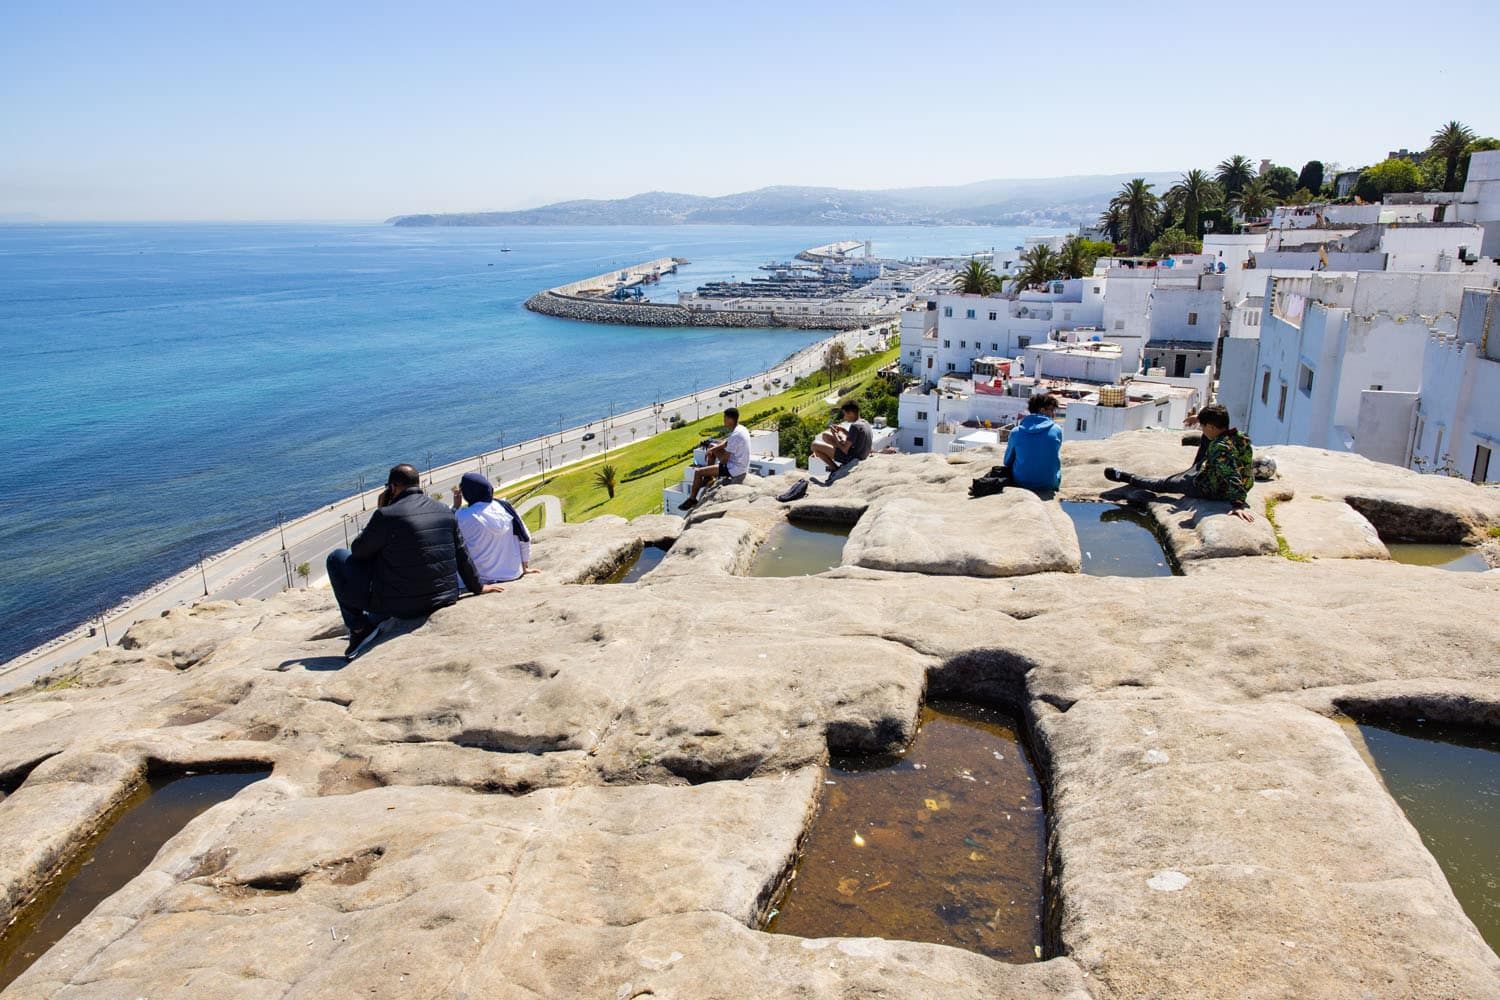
left=326, top=463, right=502, bottom=659
left=811, top=400, right=874, bottom=473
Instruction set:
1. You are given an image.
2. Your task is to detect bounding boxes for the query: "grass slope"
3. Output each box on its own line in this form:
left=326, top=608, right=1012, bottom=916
left=500, top=346, right=899, bottom=524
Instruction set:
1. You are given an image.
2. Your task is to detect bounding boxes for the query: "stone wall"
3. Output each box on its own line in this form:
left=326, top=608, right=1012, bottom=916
left=525, top=291, right=889, bottom=331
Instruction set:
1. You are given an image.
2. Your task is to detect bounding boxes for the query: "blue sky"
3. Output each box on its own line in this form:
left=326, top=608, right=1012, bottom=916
left=3, top=1, right=1496, bottom=220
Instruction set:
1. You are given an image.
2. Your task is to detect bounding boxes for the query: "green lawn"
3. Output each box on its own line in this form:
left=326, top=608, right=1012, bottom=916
left=500, top=345, right=899, bottom=524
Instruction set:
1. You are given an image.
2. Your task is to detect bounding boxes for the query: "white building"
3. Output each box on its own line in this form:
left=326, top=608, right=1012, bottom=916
left=896, top=364, right=1030, bottom=453
left=1405, top=286, right=1500, bottom=482
left=1452, top=150, right=1500, bottom=259
left=915, top=280, right=1107, bottom=378
left=1063, top=379, right=1201, bottom=441
left=1021, top=340, right=1127, bottom=384
left=1244, top=271, right=1483, bottom=456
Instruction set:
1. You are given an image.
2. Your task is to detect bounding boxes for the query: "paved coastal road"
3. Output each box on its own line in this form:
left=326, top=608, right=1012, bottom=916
left=0, top=326, right=890, bottom=692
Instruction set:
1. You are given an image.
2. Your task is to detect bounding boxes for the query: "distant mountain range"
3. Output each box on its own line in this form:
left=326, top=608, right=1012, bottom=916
left=388, top=173, right=1183, bottom=228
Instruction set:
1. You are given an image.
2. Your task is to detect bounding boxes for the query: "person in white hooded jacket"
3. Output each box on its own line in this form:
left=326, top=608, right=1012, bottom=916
left=450, top=471, right=534, bottom=584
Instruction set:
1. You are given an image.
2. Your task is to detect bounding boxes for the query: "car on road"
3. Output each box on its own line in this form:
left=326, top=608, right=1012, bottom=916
left=771, top=377, right=782, bottom=385
left=742, top=383, right=752, bottom=390
left=718, top=389, right=732, bottom=397
left=582, top=432, right=596, bottom=441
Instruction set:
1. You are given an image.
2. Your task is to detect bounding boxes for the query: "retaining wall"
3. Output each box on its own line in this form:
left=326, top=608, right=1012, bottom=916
left=525, top=291, right=890, bottom=331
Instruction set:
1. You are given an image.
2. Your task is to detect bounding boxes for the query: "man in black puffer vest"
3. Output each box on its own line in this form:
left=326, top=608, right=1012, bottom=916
left=327, top=463, right=500, bottom=659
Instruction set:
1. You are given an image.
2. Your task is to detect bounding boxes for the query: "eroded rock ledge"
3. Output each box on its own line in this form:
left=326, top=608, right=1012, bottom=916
left=0, top=432, right=1496, bottom=998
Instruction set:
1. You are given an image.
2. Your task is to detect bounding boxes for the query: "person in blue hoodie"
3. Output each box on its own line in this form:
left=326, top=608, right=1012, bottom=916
left=1003, top=393, right=1063, bottom=492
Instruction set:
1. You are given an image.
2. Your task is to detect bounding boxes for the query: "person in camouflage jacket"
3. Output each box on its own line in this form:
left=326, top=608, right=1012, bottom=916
left=1103, top=404, right=1256, bottom=522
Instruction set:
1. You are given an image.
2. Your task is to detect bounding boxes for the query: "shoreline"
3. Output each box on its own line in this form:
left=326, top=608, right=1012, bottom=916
left=0, top=325, right=890, bottom=691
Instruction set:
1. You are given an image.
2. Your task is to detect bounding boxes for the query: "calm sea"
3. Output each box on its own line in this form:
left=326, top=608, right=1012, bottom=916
left=0, top=222, right=1052, bottom=662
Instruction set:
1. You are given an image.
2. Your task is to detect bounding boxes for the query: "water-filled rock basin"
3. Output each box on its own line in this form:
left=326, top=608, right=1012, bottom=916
left=0, top=767, right=271, bottom=989
left=747, top=522, right=852, bottom=578
left=766, top=702, right=1046, bottom=961
left=1061, top=501, right=1178, bottom=577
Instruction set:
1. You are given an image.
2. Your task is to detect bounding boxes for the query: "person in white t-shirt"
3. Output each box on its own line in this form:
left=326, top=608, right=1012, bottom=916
left=678, top=407, right=751, bottom=511
left=450, top=472, right=536, bottom=584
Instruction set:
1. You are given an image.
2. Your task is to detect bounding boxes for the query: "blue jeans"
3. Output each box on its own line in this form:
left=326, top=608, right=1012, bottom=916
left=326, top=548, right=389, bottom=636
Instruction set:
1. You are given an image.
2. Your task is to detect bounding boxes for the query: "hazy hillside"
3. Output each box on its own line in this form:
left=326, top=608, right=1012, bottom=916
left=388, top=173, right=1182, bottom=227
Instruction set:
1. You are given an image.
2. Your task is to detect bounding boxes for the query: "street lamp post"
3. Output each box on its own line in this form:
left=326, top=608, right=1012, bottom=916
left=356, top=473, right=367, bottom=511
left=425, top=451, right=434, bottom=486
left=199, top=551, right=209, bottom=596
left=275, top=511, right=287, bottom=551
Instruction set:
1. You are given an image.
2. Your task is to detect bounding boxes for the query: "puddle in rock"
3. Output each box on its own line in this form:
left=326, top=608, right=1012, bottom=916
left=1385, top=543, right=1489, bottom=572
left=766, top=701, right=1045, bottom=961
left=0, top=767, right=270, bottom=989
left=602, top=544, right=669, bottom=584
left=1344, top=718, right=1499, bottom=951
left=747, top=521, right=851, bottom=577
left=1061, top=501, right=1178, bottom=577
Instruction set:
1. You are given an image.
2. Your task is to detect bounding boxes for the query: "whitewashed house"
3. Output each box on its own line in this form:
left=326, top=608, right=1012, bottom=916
left=1406, top=286, right=1500, bottom=482
left=1244, top=271, right=1483, bottom=456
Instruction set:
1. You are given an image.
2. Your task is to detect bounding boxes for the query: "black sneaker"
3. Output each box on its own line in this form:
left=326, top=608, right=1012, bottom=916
left=344, top=626, right=373, bottom=660
left=678, top=497, right=698, bottom=511
left=344, top=619, right=390, bottom=661
left=1103, top=467, right=1127, bottom=483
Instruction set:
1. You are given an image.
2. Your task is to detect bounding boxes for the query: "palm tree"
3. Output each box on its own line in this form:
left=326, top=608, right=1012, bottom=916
left=1058, top=235, right=1105, bottom=279
left=952, top=259, right=1002, bottom=295
left=1097, top=204, right=1125, bottom=245
left=1110, top=179, right=1160, bottom=256
left=593, top=464, right=618, bottom=500
left=1215, top=155, right=1255, bottom=198
left=1011, top=244, right=1063, bottom=290
left=1429, top=120, right=1476, bottom=192
left=1169, top=169, right=1221, bottom=238
left=1231, top=176, right=1276, bottom=221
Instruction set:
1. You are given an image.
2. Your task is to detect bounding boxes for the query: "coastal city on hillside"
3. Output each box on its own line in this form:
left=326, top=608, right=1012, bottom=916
left=518, top=138, right=1500, bottom=515
left=4, top=4, right=1499, bottom=987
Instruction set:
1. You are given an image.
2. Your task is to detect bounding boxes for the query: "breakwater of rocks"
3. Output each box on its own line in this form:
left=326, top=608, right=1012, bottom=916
left=525, top=291, right=886, bottom=330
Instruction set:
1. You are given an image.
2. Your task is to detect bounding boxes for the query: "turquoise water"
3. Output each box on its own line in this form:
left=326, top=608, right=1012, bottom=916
left=1, top=222, right=1050, bottom=662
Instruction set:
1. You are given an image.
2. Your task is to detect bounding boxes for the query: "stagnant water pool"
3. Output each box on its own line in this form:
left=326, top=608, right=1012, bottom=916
left=1385, top=543, right=1490, bottom=572
left=766, top=701, right=1046, bottom=961
left=0, top=768, right=271, bottom=988
left=1060, top=501, right=1178, bottom=577
left=1345, top=718, right=1499, bottom=951
left=746, top=521, right=852, bottom=578
left=602, top=544, right=669, bottom=584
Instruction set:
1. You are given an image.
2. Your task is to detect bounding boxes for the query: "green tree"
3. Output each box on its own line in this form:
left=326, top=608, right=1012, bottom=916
left=1110, top=178, right=1161, bottom=255
left=1059, top=236, right=1113, bottom=279
left=593, top=464, right=618, bottom=500
left=1429, top=120, right=1476, bottom=192
left=1096, top=204, right=1125, bottom=245
left=1011, top=244, right=1064, bottom=289
left=823, top=342, right=849, bottom=387
left=1262, top=165, right=1299, bottom=199
left=1216, top=155, right=1255, bottom=198
left=1296, top=160, right=1324, bottom=195
left=295, top=562, right=311, bottom=587
left=952, top=259, right=1002, bottom=295
left=1147, top=227, right=1201, bottom=257
left=1231, top=176, right=1277, bottom=220
left=1168, top=169, right=1221, bottom=239
left=1353, top=157, right=1422, bottom=202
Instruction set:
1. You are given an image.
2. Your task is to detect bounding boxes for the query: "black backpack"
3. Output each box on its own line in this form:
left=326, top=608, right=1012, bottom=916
left=969, top=465, right=1011, bottom=499
left=776, top=479, right=810, bottom=503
